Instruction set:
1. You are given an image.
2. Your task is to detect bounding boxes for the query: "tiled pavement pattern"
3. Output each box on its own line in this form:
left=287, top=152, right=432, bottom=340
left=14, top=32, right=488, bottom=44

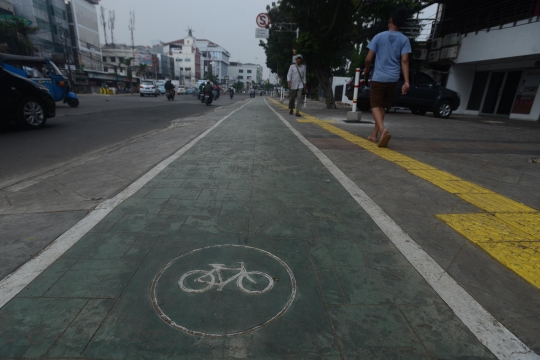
left=0, top=99, right=494, bottom=359
left=269, top=98, right=540, bottom=291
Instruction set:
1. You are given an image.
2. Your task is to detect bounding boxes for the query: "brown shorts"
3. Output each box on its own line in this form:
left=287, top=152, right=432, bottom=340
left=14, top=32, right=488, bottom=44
left=370, top=81, right=397, bottom=109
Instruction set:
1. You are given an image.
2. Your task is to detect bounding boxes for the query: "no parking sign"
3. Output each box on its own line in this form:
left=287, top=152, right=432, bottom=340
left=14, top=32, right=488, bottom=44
left=256, top=13, right=270, bottom=28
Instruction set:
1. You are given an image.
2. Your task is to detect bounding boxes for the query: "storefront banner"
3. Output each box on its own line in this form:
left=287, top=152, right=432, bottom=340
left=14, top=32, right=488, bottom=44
left=512, top=69, right=540, bottom=115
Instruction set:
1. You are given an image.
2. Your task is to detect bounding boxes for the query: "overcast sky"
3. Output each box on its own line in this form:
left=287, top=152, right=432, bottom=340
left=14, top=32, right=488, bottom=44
left=97, top=0, right=274, bottom=79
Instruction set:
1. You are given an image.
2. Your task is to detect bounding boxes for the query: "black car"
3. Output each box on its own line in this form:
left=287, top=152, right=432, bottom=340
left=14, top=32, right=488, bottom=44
left=0, top=64, right=56, bottom=129
left=347, top=70, right=461, bottom=118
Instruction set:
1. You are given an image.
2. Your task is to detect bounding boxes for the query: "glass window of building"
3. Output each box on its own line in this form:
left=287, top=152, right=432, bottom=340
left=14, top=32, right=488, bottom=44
left=247, top=70, right=252, bottom=73
left=239, top=76, right=243, bottom=79
left=185, top=58, right=191, bottom=62
left=239, top=69, right=244, bottom=73
left=110, top=57, right=116, bottom=62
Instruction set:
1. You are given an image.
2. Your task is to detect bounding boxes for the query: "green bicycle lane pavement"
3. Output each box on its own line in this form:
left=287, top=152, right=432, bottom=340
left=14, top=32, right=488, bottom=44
left=0, top=98, right=497, bottom=359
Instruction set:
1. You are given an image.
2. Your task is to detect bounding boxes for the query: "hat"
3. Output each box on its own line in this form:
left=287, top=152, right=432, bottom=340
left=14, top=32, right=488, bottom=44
left=296, top=54, right=303, bottom=59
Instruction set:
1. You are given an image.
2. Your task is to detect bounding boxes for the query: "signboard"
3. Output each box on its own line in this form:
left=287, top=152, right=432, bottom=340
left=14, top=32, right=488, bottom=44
left=513, top=69, right=540, bottom=115
left=256, top=13, right=270, bottom=28
left=224, top=76, right=229, bottom=80
left=255, top=28, right=269, bottom=39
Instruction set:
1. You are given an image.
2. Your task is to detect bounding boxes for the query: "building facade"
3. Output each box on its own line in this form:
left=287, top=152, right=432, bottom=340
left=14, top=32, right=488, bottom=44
left=6, top=0, right=72, bottom=59
left=228, top=62, right=263, bottom=89
left=429, top=0, right=540, bottom=121
left=197, top=39, right=231, bottom=84
left=66, top=0, right=102, bottom=72
left=163, top=32, right=201, bottom=86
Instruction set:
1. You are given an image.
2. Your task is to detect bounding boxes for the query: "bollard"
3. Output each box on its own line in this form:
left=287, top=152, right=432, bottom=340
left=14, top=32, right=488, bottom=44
left=346, top=68, right=362, bottom=122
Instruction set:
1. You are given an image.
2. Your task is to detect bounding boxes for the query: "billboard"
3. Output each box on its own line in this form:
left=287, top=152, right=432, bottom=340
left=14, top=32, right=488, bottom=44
left=134, top=51, right=153, bottom=67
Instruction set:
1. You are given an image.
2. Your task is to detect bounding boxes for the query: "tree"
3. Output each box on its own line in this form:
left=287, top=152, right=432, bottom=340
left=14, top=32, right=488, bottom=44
left=233, top=81, right=244, bottom=92
left=0, top=18, right=39, bottom=56
left=203, top=71, right=219, bottom=84
left=119, top=57, right=134, bottom=92
left=261, top=0, right=431, bottom=109
left=136, top=63, right=149, bottom=79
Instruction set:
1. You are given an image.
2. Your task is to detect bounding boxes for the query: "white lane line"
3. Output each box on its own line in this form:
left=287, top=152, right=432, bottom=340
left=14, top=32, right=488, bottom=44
left=264, top=98, right=539, bottom=360
left=0, top=100, right=253, bottom=310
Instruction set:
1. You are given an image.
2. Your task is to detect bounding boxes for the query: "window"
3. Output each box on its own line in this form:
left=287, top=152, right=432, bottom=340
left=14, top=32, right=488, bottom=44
left=102, top=56, right=106, bottom=62
left=415, top=72, right=435, bottom=86
left=239, top=69, right=244, bottom=73
left=180, top=67, right=184, bottom=70
left=184, top=58, right=191, bottom=62
left=247, top=70, right=252, bottom=73
left=238, top=76, right=243, bottom=79
left=185, top=67, right=191, bottom=71
left=110, top=56, right=116, bottom=62
left=119, top=57, right=124, bottom=63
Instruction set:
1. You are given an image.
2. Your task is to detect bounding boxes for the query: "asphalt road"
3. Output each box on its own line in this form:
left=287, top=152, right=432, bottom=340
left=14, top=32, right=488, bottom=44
left=0, top=93, right=248, bottom=186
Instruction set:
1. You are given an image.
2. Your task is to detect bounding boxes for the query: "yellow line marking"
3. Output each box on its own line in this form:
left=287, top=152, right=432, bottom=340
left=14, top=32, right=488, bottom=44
left=495, top=213, right=540, bottom=238
left=477, top=242, right=540, bottom=289
left=458, top=193, right=538, bottom=213
left=437, top=214, right=539, bottom=243
left=267, top=97, right=540, bottom=289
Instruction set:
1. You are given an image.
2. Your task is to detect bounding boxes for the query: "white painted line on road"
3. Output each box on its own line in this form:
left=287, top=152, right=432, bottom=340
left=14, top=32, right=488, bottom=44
left=0, top=100, right=253, bottom=310
left=264, top=98, right=539, bottom=360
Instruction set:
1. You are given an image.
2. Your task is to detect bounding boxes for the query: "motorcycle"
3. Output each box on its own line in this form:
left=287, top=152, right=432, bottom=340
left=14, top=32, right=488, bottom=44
left=230, top=91, right=234, bottom=99
left=206, top=92, right=213, bottom=106
left=166, top=89, right=175, bottom=101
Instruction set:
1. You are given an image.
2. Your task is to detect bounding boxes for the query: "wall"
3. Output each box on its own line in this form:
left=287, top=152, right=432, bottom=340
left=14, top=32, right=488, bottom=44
left=445, top=64, right=475, bottom=114
left=456, top=20, right=540, bottom=64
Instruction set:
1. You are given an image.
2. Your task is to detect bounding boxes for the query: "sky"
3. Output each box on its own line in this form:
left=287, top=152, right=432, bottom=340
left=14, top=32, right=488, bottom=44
left=97, top=0, right=274, bottom=80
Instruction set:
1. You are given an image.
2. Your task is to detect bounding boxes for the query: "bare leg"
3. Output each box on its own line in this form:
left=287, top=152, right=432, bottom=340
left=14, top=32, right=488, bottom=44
left=371, top=107, right=388, bottom=138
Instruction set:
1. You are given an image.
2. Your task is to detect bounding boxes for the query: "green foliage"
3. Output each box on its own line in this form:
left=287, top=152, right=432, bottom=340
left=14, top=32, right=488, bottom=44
left=232, top=81, right=244, bottom=92
left=0, top=18, right=39, bottom=56
left=136, top=63, right=149, bottom=78
left=204, top=71, right=219, bottom=84
left=260, top=0, right=432, bottom=108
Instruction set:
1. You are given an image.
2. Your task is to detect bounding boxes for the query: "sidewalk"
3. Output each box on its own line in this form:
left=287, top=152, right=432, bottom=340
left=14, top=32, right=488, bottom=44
left=0, top=98, right=526, bottom=358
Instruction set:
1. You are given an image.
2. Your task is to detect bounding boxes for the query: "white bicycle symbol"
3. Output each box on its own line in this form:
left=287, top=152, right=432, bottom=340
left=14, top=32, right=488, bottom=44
left=178, top=262, right=274, bottom=295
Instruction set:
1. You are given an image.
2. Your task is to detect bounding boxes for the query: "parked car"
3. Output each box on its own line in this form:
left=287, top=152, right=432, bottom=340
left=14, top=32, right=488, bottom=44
left=346, top=70, right=461, bottom=118
left=177, top=85, right=186, bottom=95
left=139, top=80, right=160, bottom=97
left=156, top=81, right=166, bottom=95
left=186, top=87, right=195, bottom=95
left=0, top=64, right=56, bottom=129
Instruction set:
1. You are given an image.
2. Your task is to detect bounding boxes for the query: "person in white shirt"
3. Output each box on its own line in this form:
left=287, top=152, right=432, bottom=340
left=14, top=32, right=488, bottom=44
left=287, top=54, right=307, bottom=117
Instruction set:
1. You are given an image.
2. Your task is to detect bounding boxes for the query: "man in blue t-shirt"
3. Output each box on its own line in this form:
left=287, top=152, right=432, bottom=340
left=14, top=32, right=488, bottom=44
left=364, top=7, right=411, bottom=147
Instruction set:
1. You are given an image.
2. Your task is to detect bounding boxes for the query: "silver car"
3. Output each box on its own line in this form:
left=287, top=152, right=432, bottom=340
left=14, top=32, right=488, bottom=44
left=139, top=80, right=160, bottom=97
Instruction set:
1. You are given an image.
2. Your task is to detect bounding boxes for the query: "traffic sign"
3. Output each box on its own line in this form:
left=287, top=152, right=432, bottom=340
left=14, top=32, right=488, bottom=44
left=255, top=28, right=269, bottom=39
left=256, top=13, right=270, bottom=28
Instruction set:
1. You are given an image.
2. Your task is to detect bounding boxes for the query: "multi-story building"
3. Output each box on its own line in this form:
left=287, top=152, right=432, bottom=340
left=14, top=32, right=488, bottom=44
left=163, top=31, right=201, bottom=86
left=228, top=62, right=263, bottom=88
left=428, top=0, right=540, bottom=121
left=197, top=39, right=231, bottom=83
left=66, top=0, right=102, bottom=72
left=6, top=0, right=72, bottom=59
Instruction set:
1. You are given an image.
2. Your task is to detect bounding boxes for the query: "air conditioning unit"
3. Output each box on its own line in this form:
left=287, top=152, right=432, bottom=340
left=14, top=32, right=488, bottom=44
left=431, top=38, right=443, bottom=50
left=413, top=49, right=427, bottom=60
left=428, top=51, right=440, bottom=62
left=440, top=46, right=459, bottom=60
left=443, top=33, right=460, bottom=47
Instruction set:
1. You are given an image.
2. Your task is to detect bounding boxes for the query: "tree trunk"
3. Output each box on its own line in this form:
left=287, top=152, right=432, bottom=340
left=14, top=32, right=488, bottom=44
left=312, top=62, right=336, bottom=109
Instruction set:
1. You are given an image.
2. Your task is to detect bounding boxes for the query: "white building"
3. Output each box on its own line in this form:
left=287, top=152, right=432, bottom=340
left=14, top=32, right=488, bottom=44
left=432, top=0, right=540, bottom=121
left=228, top=62, right=263, bottom=88
left=67, top=0, right=102, bottom=71
left=163, top=31, right=202, bottom=86
left=197, top=39, right=231, bottom=83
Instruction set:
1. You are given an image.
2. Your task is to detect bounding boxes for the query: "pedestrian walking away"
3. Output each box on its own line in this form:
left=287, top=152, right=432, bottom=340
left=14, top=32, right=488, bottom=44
left=364, top=7, right=411, bottom=148
left=287, top=54, right=307, bottom=117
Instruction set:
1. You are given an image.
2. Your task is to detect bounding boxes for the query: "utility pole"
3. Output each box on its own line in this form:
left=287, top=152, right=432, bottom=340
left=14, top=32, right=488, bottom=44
left=100, top=6, right=107, bottom=45
left=129, top=11, right=135, bottom=50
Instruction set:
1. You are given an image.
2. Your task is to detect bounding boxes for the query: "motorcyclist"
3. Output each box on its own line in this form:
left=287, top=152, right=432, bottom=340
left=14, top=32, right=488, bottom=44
left=198, top=83, right=205, bottom=100
left=204, top=80, right=213, bottom=100
left=165, top=79, right=175, bottom=100
left=214, top=85, right=221, bottom=99
left=229, top=87, right=234, bottom=98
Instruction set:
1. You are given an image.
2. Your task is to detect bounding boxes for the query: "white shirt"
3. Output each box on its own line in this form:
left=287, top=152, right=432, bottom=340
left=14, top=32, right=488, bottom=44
left=287, top=64, right=306, bottom=90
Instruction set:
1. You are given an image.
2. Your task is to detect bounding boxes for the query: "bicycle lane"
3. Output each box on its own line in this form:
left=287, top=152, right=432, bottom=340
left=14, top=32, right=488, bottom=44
left=0, top=98, right=496, bottom=359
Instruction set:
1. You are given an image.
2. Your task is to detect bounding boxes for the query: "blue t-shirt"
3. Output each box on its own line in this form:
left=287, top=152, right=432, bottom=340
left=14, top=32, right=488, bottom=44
left=367, top=31, right=411, bottom=83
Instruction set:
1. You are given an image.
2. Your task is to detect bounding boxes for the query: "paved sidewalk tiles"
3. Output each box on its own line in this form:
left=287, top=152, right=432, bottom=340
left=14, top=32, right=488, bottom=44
left=0, top=99, right=495, bottom=358
left=269, top=98, right=540, bottom=290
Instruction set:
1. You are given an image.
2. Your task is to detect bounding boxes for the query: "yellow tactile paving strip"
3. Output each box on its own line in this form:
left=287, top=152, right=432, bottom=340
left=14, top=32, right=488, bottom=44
left=269, top=98, right=540, bottom=289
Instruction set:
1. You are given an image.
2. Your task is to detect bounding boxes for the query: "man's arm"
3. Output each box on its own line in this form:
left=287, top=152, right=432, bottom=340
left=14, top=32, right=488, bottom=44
left=401, top=53, right=410, bottom=95
left=363, top=50, right=375, bottom=82
left=287, top=65, right=293, bottom=89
